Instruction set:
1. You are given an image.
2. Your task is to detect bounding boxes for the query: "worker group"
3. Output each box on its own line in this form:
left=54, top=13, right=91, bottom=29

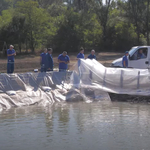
left=7, top=45, right=96, bottom=73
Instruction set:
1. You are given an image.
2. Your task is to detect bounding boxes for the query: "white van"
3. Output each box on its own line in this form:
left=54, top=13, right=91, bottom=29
left=111, top=46, right=150, bottom=69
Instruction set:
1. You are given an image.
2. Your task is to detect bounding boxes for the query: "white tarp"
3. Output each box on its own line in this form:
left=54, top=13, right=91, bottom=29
left=71, top=59, right=150, bottom=96
left=0, top=68, right=110, bottom=110
left=1, top=59, right=150, bottom=110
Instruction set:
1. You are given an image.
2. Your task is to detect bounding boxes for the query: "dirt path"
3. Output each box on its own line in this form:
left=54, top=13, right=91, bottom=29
left=0, top=52, right=123, bottom=73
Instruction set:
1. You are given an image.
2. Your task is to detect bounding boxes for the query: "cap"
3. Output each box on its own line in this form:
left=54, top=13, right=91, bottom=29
left=125, top=51, right=129, bottom=54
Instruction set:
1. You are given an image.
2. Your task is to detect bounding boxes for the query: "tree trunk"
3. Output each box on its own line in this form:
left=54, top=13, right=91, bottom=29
left=136, top=23, right=140, bottom=45
left=78, top=0, right=81, bottom=10
left=19, top=43, right=21, bottom=54
left=30, top=31, right=34, bottom=53
left=147, top=0, right=150, bottom=45
left=18, top=34, right=21, bottom=53
left=25, top=40, right=28, bottom=53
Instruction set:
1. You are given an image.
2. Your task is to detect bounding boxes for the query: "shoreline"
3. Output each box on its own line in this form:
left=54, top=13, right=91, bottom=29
left=0, top=52, right=123, bottom=73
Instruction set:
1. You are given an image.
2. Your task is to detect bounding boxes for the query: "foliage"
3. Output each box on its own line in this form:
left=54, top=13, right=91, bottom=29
left=0, top=0, right=150, bottom=54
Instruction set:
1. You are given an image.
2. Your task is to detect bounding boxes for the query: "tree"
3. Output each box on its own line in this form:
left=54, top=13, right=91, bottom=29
left=0, top=0, right=10, bottom=15
left=86, top=0, right=114, bottom=49
left=16, top=0, right=56, bottom=52
left=125, top=0, right=146, bottom=44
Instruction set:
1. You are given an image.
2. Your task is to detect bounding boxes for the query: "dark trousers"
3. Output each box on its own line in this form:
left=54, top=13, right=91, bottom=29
left=59, top=69, right=67, bottom=72
left=41, top=67, right=47, bottom=72
left=7, top=62, right=14, bottom=73
left=41, top=64, right=47, bottom=72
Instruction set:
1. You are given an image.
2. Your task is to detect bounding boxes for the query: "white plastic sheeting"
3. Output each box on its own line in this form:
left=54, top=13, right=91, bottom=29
left=0, top=69, right=110, bottom=110
left=1, top=59, right=150, bottom=110
left=71, top=59, right=150, bottom=96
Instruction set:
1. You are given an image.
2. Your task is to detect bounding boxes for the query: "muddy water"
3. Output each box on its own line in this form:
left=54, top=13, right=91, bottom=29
left=0, top=102, right=150, bottom=150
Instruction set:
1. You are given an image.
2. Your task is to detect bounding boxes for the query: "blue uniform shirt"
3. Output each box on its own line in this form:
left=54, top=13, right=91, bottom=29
left=77, top=53, right=84, bottom=59
left=40, top=53, right=47, bottom=65
left=122, top=55, right=128, bottom=68
left=88, top=54, right=96, bottom=59
left=77, top=53, right=84, bottom=66
left=58, top=54, right=70, bottom=70
left=46, top=53, right=53, bottom=70
left=7, top=49, right=15, bottom=62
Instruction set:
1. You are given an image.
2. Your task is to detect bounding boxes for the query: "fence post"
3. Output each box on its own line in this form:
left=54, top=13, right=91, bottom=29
left=120, top=70, right=123, bottom=88
left=103, top=68, right=107, bottom=86
left=137, top=71, right=140, bottom=89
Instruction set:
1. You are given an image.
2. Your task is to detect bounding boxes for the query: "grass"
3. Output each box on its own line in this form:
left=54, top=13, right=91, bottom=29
left=0, top=52, right=124, bottom=73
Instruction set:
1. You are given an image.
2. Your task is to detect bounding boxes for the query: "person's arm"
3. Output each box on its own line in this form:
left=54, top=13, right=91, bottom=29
left=46, top=55, right=51, bottom=70
left=7, top=51, right=16, bottom=56
left=49, top=56, right=53, bottom=70
left=65, top=56, right=70, bottom=64
left=7, top=54, right=13, bottom=56
left=12, top=50, right=16, bottom=56
left=65, top=60, right=70, bottom=64
left=13, top=50, right=16, bottom=56
left=77, top=54, right=80, bottom=60
left=58, top=55, right=65, bottom=63
left=58, top=59, right=65, bottom=63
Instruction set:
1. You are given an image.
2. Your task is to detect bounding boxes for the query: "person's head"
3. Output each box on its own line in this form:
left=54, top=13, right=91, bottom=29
left=91, top=49, right=95, bottom=55
left=80, top=47, right=84, bottom=54
left=125, top=51, right=129, bottom=56
left=139, top=49, right=143, bottom=54
left=62, top=51, right=67, bottom=56
left=9, top=45, right=14, bottom=50
left=43, top=48, right=47, bottom=53
left=47, top=48, right=53, bottom=54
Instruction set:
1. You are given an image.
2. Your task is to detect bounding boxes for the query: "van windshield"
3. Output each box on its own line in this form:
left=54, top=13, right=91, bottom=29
left=129, top=47, right=138, bottom=56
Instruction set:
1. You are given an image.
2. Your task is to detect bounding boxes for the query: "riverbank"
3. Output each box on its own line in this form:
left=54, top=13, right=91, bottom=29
left=0, top=52, right=123, bottom=73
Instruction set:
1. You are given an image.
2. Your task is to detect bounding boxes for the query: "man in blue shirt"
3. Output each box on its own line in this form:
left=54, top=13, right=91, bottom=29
left=77, top=47, right=84, bottom=59
left=46, top=48, right=53, bottom=71
left=77, top=47, right=84, bottom=66
left=40, top=48, right=47, bottom=72
left=122, top=51, right=129, bottom=68
left=58, top=51, right=70, bottom=72
left=87, top=50, right=96, bottom=59
left=7, top=45, right=16, bottom=73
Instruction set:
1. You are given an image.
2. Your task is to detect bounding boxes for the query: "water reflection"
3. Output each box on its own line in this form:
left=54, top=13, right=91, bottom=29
left=0, top=102, right=150, bottom=150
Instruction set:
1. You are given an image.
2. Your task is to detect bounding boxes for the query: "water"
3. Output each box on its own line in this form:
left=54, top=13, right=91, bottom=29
left=0, top=102, right=150, bottom=150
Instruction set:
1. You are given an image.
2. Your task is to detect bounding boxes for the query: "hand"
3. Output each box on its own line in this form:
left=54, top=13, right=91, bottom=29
left=60, top=61, right=66, bottom=63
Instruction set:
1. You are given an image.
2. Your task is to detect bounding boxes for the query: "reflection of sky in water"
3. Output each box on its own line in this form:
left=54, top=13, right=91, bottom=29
left=0, top=102, right=150, bottom=150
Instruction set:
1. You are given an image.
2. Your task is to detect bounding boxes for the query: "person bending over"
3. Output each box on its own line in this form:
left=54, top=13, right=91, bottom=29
left=87, top=50, right=96, bottom=60
left=58, top=51, right=70, bottom=72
